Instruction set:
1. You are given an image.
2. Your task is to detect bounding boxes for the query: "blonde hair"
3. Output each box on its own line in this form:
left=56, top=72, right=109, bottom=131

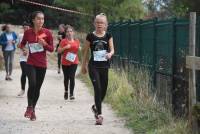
left=94, top=13, right=108, bottom=30
left=65, top=24, right=74, bottom=31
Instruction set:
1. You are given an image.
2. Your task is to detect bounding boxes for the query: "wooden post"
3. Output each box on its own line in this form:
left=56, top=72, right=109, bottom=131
left=188, top=12, right=198, bottom=133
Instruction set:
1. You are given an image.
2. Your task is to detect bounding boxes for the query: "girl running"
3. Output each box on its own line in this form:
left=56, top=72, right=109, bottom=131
left=58, top=25, right=79, bottom=100
left=20, top=11, right=54, bottom=121
left=81, top=13, right=114, bottom=125
left=17, top=22, right=30, bottom=97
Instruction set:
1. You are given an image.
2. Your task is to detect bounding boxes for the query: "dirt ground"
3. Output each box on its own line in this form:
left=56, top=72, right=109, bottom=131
left=0, top=37, right=133, bottom=133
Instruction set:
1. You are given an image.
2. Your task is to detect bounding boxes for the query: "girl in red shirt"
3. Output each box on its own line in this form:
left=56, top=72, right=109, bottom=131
left=58, top=25, right=79, bottom=100
left=20, top=11, right=54, bottom=121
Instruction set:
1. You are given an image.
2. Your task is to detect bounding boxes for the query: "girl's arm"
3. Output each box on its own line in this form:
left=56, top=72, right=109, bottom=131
left=13, top=32, right=18, bottom=43
left=19, top=31, right=27, bottom=49
left=57, top=41, right=71, bottom=54
left=0, top=34, right=7, bottom=46
left=40, top=32, right=54, bottom=52
left=81, top=40, right=90, bottom=74
left=19, top=32, right=28, bottom=55
left=106, top=37, right=114, bottom=59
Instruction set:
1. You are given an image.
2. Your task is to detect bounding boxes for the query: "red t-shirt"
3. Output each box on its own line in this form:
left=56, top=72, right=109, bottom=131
left=20, top=28, right=54, bottom=68
left=60, top=38, right=79, bottom=66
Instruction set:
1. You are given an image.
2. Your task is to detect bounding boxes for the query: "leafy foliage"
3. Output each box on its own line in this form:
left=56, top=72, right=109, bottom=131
left=143, top=0, right=200, bottom=18
left=0, top=0, right=145, bottom=31
left=1, top=0, right=198, bottom=30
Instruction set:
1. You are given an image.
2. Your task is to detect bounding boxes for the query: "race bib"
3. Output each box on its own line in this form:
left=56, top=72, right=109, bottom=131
left=29, top=43, right=44, bottom=53
left=93, top=50, right=107, bottom=61
left=66, top=52, right=76, bottom=62
left=19, top=55, right=27, bottom=62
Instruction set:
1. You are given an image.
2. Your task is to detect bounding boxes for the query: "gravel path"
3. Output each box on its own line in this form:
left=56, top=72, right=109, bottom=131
left=0, top=68, right=132, bottom=134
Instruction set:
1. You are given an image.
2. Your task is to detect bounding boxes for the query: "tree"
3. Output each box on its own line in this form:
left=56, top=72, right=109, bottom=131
left=144, top=0, right=200, bottom=18
left=143, top=0, right=174, bottom=18
left=0, top=0, right=146, bottom=31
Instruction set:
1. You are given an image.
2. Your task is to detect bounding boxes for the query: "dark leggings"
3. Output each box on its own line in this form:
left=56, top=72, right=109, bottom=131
left=88, top=64, right=108, bottom=115
left=26, top=64, right=46, bottom=109
left=20, top=61, right=27, bottom=90
left=57, top=53, right=61, bottom=69
left=62, top=64, right=78, bottom=96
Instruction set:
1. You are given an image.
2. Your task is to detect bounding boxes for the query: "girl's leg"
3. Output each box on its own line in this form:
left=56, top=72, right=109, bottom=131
left=24, top=65, right=36, bottom=119
left=32, top=67, right=46, bottom=109
left=69, top=64, right=78, bottom=97
left=17, top=62, right=27, bottom=96
left=99, top=68, right=108, bottom=102
left=57, top=53, right=61, bottom=73
left=20, top=62, right=27, bottom=90
left=3, top=51, right=9, bottom=77
left=26, top=64, right=36, bottom=107
left=8, top=50, right=14, bottom=76
left=88, top=64, right=102, bottom=115
left=62, top=65, right=70, bottom=99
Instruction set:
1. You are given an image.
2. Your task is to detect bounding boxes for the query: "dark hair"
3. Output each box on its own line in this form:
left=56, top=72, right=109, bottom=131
left=1, top=25, right=7, bottom=31
left=1, top=24, right=10, bottom=32
left=30, top=11, right=44, bottom=26
left=22, top=21, right=30, bottom=27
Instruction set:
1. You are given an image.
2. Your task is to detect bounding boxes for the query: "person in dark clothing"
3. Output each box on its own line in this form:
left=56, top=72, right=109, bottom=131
left=81, top=13, right=114, bottom=125
left=55, top=24, right=65, bottom=74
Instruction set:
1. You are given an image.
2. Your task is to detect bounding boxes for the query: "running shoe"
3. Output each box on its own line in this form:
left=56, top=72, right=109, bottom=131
left=24, top=106, right=33, bottom=118
left=30, top=111, right=36, bottom=121
left=64, top=92, right=68, bottom=100
left=8, top=77, right=12, bottom=81
left=5, top=76, right=9, bottom=80
left=17, top=90, right=25, bottom=97
left=69, top=95, right=75, bottom=100
left=58, top=68, right=60, bottom=74
left=95, top=115, right=103, bottom=125
left=91, top=105, right=98, bottom=119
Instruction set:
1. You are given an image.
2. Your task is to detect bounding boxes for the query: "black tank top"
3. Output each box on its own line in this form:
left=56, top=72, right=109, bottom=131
left=86, top=32, right=112, bottom=68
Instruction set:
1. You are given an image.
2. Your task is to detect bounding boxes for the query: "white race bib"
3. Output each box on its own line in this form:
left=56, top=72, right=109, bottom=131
left=29, top=43, right=44, bottom=53
left=66, top=52, right=76, bottom=62
left=19, top=55, right=27, bottom=62
left=20, top=44, right=28, bottom=62
left=93, top=50, right=107, bottom=61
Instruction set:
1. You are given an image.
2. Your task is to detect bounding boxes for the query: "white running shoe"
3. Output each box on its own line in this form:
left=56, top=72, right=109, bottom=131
left=17, top=90, right=25, bottom=97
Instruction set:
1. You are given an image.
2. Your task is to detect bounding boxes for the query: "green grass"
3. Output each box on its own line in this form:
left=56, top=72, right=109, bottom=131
left=77, top=67, right=190, bottom=134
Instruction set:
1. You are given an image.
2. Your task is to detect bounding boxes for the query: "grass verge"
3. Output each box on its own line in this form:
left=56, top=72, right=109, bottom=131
left=77, top=67, right=190, bottom=134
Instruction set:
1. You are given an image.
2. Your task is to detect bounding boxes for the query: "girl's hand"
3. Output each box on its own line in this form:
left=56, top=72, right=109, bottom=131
left=106, top=52, right=112, bottom=59
left=58, top=44, right=71, bottom=53
left=22, top=49, right=28, bottom=56
left=64, top=44, right=71, bottom=50
left=12, top=40, right=16, bottom=44
left=7, top=40, right=13, bottom=45
left=38, top=38, right=47, bottom=46
left=57, top=35, right=62, bottom=40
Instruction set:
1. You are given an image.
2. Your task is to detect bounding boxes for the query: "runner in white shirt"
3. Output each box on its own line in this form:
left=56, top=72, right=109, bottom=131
left=17, top=22, right=30, bottom=97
